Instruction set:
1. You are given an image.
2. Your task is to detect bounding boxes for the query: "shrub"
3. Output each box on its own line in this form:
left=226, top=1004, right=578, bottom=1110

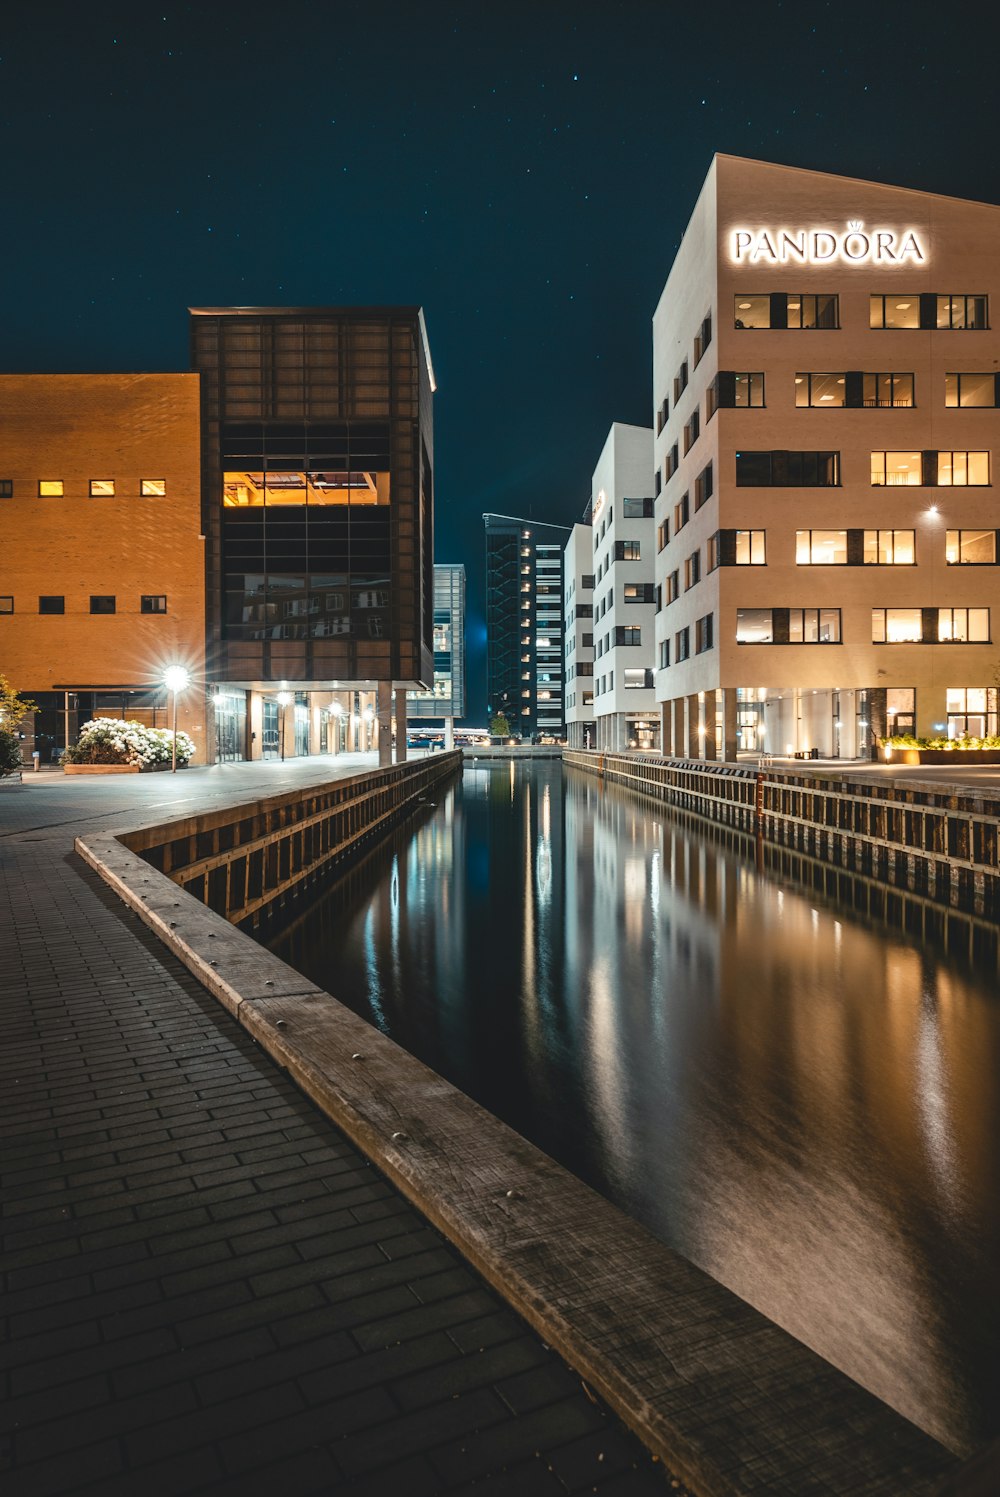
left=885, top=732, right=1000, bottom=751
left=0, top=727, right=23, bottom=776
left=63, top=717, right=195, bottom=768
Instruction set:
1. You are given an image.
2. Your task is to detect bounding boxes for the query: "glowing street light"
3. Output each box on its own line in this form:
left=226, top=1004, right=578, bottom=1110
left=163, top=666, right=190, bottom=773
left=276, top=691, right=292, bottom=761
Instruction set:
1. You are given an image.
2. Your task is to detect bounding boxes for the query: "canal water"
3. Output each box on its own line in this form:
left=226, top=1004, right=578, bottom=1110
left=269, top=761, right=1000, bottom=1455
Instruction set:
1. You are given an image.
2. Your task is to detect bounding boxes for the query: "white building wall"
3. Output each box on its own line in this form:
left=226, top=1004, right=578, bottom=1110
left=563, top=522, right=595, bottom=747
left=591, top=422, right=658, bottom=750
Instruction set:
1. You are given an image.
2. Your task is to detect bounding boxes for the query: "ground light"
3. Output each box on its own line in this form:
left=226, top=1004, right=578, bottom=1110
left=163, top=666, right=190, bottom=773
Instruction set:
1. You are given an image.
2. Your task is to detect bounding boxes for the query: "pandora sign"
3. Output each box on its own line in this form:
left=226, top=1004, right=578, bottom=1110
left=731, top=221, right=926, bottom=266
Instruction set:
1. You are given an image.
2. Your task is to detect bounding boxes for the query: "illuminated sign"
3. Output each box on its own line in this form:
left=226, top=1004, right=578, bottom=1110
left=730, top=221, right=926, bottom=266
left=593, top=487, right=607, bottom=521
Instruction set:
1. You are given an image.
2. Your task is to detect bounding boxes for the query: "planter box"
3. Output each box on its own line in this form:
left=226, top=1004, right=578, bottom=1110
left=895, top=748, right=1000, bottom=766
left=64, top=764, right=141, bottom=775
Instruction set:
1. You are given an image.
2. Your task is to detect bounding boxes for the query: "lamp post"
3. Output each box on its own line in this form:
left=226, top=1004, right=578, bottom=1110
left=276, top=691, right=292, bottom=762
left=163, top=667, right=190, bottom=774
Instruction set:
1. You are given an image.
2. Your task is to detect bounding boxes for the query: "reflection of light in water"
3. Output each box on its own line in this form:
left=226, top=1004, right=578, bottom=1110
left=536, top=781, right=552, bottom=909
left=916, top=982, right=963, bottom=1227
left=362, top=906, right=388, bottom=1031
left=522, top=779, right=536, bottom=1022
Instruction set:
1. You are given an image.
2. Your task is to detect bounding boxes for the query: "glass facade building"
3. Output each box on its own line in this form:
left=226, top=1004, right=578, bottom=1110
left=407, top=563, right=466, bottom=722
left=484, top=514, right=569, bottom=738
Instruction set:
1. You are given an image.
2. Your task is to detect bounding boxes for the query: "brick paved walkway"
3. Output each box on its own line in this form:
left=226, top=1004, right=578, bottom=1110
left=0, top=765, right=677, bottom=1497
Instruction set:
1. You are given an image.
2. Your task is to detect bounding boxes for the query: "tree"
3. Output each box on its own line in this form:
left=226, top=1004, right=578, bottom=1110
left=0, top=673, right=37, bottom=729
left=490, top=712, right=511, bottom=738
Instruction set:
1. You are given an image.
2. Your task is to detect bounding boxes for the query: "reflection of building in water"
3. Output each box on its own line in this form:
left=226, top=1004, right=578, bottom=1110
left=407, top=563, right=466, bottom=748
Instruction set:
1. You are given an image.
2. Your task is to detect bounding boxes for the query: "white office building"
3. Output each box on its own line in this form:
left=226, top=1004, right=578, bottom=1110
left=563, top=521, right=595, bottom=748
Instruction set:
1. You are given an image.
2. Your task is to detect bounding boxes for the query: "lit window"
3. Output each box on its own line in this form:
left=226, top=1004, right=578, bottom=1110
left=864, top=530, right=915, bottom=564
left=870, top=295, right=919, bottom=329
left=863, top=373, right=914, bottom=407
left=90, top=479, right=115, bottom=497
left=938, top=607, right=990, bottom=642
left=735, top=530, right=766, bottom=564
left=946, top=529, right=996, bottom=564
left=871, top=452, right=922, bottom=486
left=39, top=480, right=63, bottom=497
left=141, top=595, right=168, bottom=614
left=795, top=373, right=846, bottom=408
left=140, top=479, right=166, bottom=497
left=796, top=530, right=847, bottom=564
left=937, top=451, right=990, bottom=486
left=945, top=373, right=996, bottom=407
left=937, top=295, right=988, bottom=330
left=872, top=607, right=922, bottom=642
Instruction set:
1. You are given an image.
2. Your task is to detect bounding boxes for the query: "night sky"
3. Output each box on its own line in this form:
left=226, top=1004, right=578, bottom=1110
left=4, top=1, right=1000, bottom=717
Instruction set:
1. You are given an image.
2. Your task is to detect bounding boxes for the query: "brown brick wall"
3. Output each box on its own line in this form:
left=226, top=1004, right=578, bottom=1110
left=0, top=374, right=207, bottom=751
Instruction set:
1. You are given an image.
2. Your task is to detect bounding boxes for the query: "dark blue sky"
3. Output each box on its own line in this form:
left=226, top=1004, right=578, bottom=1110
left=4, top=1, right=999, bottom=716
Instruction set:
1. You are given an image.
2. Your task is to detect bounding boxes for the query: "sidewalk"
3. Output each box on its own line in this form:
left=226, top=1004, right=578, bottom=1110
left=1, top=760, right=675, bottom=1496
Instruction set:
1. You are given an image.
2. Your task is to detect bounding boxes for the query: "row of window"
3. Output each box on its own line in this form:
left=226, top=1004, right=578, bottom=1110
left=0, top=595, right=168, bottom=615
left=670, top=527, right=1000, bottom=569
left=702, top=370, right=1000, bottom=411
left=732, top=607, right=990, bottom=644
left=0, top=479, right=168, bottom=499
left=733, top=293, right=988, bottom=332
left=726, top=449, right=993, bottom=487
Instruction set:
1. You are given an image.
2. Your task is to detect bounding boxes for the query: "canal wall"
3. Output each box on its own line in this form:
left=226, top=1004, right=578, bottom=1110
left=565, top=749, right=1000, bottom=920
left=116, top=751, right=461, bottom=932
left=74, top=755, right=957, bottom=1496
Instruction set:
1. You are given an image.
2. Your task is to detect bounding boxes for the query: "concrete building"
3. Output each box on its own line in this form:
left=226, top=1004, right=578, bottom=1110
left=0, top=374, right=208, bottom=761
left=654, top=156, right=1000, bottom=760
left=407, top=562, right=466, bottom=748
left=485, top=514, right=570, bottom=738
left=191, top=306, right=435, bottom=767
left=563, top=520, right=595, bottom=749
left=590, top=423, right=658, bottom=750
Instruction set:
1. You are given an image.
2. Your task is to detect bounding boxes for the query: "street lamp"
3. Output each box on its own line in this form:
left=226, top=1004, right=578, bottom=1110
left=276, top=691, right=292, bottom=761
left=163, top=666, right=190, bottom=774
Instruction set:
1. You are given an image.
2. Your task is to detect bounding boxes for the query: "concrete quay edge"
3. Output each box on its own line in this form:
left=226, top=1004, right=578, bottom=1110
left=75, top=801, right=958, bottom=1497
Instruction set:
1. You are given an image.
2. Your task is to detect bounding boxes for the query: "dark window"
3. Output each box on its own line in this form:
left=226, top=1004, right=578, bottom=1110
left=695, top=613, right=714, bottom=653
left=90, top=595, right=116, bottom=614
left=0, top=596, right=12, bottom=613
left=666, top=570, right=679, bottom=604
left=675, top=627, right=690, bottom=662
left=582, top=573, right=595, bottom=589
left=659, top=639, right=670, bottom=669
left=736, top=451, right=840, bottom=486
left=684, top=551, right=701, bottom=590
left=674, top=492, right=689, bottom=531
left=39, top=595, right=64, bottom=614
left=614, top=625, right=642, bottom=646
left=141, top=594, right=168, bottom=613
left=683, top=411, right=699, bottom=454
left=664, top=444, right=679, bottom=482
left=656, top=397, right=669, bottom=435
left=657, top=520, right=669, bottom=552
left=694, top=462, right=713, bottom=509
left=0, top=480, right=12, bottom=498
left=622, top=497, right=653, bottom=519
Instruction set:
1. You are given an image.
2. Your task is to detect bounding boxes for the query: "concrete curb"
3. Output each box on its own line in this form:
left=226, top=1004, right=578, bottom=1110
left=76, top=810, right=958, bottom=1497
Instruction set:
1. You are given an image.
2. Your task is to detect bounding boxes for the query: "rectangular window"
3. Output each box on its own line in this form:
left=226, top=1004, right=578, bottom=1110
left=684, top=551, right=701, bottom=590
left=0, top=480, right=13, bottom=498
left=666, top=570, right=679, bottom=604
left=863, top=373, right=915, bottom=407
left=864, top=529, right=915, bottom=564
left=675, top=627, right=690, bottom=662
left=734, top=371, right=764, bottom=406
left=795, top=373, right=846, bottom=408
left=736, top=608, right=773, bottom=643
left=734, top=295, right=771, bottom=329
left=622, top=497, right=653, bottom=519
left=796, top=529, right=847, bottom=565
left=695, top=613, right=714, bottom=653
left=694, top=462, right=713, bottom=509
left=939, top=607, right=990, bottom=642
left=140, top=594, right=168, bottom=613
left=664, top=444, right=679, bottom=482
left=624, top=668, right=653, bottom=690
left=39, top=480, right=63, bottom=497
left=870, top=295, right=920, bottom=329
left=735, top=529, right=766, bottom=565
left=789, top=608, right=841, bottom=643
left=656, top=398, right=669, bottom=435
left=872, top=607, right=923, bottom=643
left=615, top=540, right=641, bottom=561
left=657, top=520, right=669, bottom=552
left=582, top=573, right=594, bottom=589
left=89, top=479, right=115, bottom=497
left=90, top=595, right=116, bottom=614
left=140, top=479, right=167, bottom=497
left=736, top=451, right=840, bottom=486
left=683, top=411, right=700, bottom=454
left=787, top=294, right=839, bottom=329
left=674, top=492, right=689, bottom=532
left=623, top=583, right=655, bottom=603
left=707, top=534, right=719, bottom=572
left=945, top=373, right=997, bottom=407
left=0, top=596, right=12, bottom=613
left=937, top=295, right=988, bottom=330
left=946, top=529, right=996, bottom=564
left=658, top=639, right=670, bottom=669
left=694, top=313, right=712, bottom=366
left=39, top=595, right=64, bottom=614
left=938, top=451, right=990, bottom=486
left=615, top=625, right=642, bottom=646
left=871, top=451, right=923, bottom=486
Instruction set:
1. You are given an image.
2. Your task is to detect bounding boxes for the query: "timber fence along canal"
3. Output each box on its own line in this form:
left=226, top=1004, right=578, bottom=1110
left=72, top=752, right=974, bottom=1496
left=565, top=749, right=1000, bottom=919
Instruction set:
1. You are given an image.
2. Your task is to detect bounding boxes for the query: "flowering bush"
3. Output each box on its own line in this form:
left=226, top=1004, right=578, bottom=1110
left=63, top=717, right=195, bottom=768
left=886, top=733, right=1000, bottom=751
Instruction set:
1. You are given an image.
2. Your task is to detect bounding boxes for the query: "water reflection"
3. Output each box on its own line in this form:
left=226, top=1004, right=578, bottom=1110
left=270, top=763, right=1000, bottom=1454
